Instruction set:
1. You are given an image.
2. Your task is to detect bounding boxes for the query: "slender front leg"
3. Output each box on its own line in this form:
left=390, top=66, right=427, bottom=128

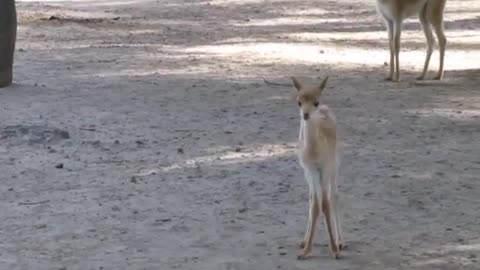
left=299, top=169, right=314, bottom=249
left=320, top=169, right=339, bottom=258
left=300, top=192, right=313, bottom=248
left=298, top=168, right=320, bottom=260
left=298, top=193, right=319, bottom=260
left=393, top=19, right=402, bottom=82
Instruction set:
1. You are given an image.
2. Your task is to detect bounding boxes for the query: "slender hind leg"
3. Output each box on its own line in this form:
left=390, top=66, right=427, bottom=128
left=331, top=178, right=344, bottom=249
left=385, top=19, right=395, bottom=81
left=392, top=19, right=403, bottom=82
left=333, top=193, right=344, bottom=249
left=427, top=0, right=447, bottom=80
left=417, top=5, right=435, bottom=80
left=432, top=19, right=446, bottom=80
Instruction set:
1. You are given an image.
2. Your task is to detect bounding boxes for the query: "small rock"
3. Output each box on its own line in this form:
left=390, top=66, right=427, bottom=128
left=35, top=224, right=47, bottom=229
left=55, top=163, right=64, bottom=169
left=158, top=218, right=171, bottom=223
left=238, top=207, right=248, bottom=213
left=130, top=176, right=138, bottom=184
left=234, top=147, right=242, bottom=152
left=177, top=148, right=184, bottom=154
left=114, top=140, right=120, bottom=144
left=279, top=252, right=287, bottom=256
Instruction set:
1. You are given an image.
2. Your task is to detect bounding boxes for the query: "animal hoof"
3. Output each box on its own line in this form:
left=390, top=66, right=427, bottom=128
left=297, top=248, right=311, bottom=260
left=297, top=253, right=310, bottom=260
left=433, top=75, right=443, bottom=80
left=339, top=243, right=346, bottom=250
left=416, top=76, right=425, bottom=80
left=331, top=246, right=341, bottom=259
left=385, top=76, right=393, bottom=81
left=299, top=241, right=306, bottom=249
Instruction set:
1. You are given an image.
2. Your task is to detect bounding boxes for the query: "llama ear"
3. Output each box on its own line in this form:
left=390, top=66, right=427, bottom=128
left=318, top=76, right=329, bottom=92
left=291, top=77, right=302, bottom=91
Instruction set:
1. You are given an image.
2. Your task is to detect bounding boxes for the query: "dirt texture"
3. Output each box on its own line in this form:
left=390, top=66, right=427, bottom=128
left=1, top=0, right=479, bottom=269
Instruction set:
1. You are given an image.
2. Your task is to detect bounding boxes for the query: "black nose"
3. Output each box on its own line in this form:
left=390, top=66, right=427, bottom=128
left=303, top=113, right=309, bottom=120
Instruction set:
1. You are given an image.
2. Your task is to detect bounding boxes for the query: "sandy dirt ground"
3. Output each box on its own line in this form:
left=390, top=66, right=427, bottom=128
left=1, top=0, right=479, bottom=269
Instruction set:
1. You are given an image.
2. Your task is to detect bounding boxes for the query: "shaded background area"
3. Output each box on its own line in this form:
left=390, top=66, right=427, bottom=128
left=1, top=0, right=479, bottom=269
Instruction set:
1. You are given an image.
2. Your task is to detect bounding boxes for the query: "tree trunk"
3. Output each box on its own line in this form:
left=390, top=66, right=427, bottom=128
left=0, top=0, right=17, bottom=88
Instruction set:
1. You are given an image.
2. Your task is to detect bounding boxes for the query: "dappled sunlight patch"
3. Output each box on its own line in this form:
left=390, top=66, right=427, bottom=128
left=181, top=41, right=478, bottom=69
left=403, top=108, right=480, bottom=120
left=206, top=0, right=266, bottom=5
left=17, top=0, right=149, bottom=7
left=286, top=29, right=480, bottom=44
left=183, top=42, right=384, bottom=66
left=132, top=143, right=296, bottom=176
left=444, top=0, right=480, bottom=13
left=444, top=10, right=480, bottom=20
left=231, top=17, right=351, bottom=27
left=266, top=95, right=294, bottom=101
left=412, top=240, right=480, bottom=268
left=448, top=242, right=480, bottom=252
left=281, top=7, right=330, bottom=16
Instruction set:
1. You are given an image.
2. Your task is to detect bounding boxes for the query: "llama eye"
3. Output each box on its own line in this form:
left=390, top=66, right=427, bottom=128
left=297, top=101, right=302, bottom=107
left=313, top=101, right=319, bottom=107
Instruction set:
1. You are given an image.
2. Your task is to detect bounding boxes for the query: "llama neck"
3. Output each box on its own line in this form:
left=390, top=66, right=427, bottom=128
left=300, top=116, right=318, bottom=149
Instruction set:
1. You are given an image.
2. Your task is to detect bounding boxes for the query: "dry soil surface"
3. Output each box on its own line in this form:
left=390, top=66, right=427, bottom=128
left=1, top=0, right=480, bottom=269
